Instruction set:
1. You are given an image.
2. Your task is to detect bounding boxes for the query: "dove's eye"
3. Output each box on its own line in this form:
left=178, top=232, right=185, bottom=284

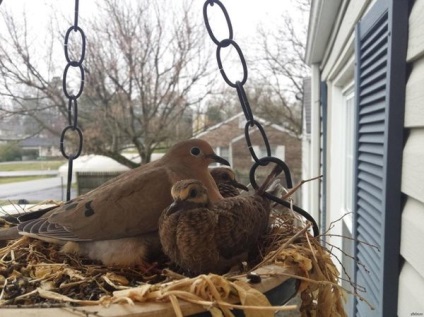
left=190, top=147, right=201, bottom=156
left=222, top=173, right=230, bottom=180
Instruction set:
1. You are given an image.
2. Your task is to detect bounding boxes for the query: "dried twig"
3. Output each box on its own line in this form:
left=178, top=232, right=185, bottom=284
left=252, top=223, right=312, bottom=271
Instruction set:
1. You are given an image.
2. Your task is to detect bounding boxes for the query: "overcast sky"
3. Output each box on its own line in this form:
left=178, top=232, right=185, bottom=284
left=0, top=0, right=306, bottom=100
left=0, top=0, right=302, bottom=42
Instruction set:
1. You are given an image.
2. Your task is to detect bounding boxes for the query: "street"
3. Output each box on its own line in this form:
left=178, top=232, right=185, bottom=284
left=0, top=177, right=76, bottom=202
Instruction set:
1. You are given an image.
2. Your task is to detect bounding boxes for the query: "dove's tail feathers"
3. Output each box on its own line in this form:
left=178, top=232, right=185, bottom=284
left=0, top=226, right=21, bottom=240
left=17, top=206, right=56, bottom=222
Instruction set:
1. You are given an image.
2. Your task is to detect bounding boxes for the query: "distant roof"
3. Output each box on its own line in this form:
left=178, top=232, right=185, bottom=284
left=20, top=137, right=57, bottom=148
left=194, top=112, right=244, bottom=138
left=58, top=153, right=164, bottom=180
left=195, top=112, right=296, bottom=138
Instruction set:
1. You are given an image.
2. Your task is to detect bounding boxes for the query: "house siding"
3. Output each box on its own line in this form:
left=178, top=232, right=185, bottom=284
left=399, top=0, right=424, bottom=314
left=232, top=129, right=301, bottom=183
left=306, top=0, right=423, bottom=316
left=196, top=118, right=242, bottom=149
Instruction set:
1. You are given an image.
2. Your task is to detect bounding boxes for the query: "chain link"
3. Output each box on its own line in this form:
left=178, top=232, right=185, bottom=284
left=203, top=0, right=233, bottom=46
left=202, top=0, right=319, bottom=236
left=235, top=82, right=253, bottom=123
left=216, top=39, right=247, bottom=87
left=244, top=120, right=271, bottom=164
left=60, top=0, right=86, bottom=201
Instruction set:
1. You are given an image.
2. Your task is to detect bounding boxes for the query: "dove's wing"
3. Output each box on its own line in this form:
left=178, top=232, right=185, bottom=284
left=18, top=163, right=174, bottom=241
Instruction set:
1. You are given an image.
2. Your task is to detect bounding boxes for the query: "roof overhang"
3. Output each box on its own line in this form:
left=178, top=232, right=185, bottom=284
left=305, top=0, right=342, bottom=65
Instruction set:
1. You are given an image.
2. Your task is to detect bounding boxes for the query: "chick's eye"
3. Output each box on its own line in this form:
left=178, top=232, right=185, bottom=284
left=222, top=174, right=230, bottom=180
left=190, top=147, right=201, bottom=156
left=189, top=188, right=197, bottom=198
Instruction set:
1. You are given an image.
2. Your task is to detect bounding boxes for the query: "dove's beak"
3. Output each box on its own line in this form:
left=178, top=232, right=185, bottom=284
left=206, top=154, right=230, bottom=166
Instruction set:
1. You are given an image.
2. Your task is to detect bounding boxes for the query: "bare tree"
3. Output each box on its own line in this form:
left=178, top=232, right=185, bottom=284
left=249, top=0, right=311, bottom=136
left=0, top=0, right=214, bottom=167
left=196, top=1, right=310, bottom=137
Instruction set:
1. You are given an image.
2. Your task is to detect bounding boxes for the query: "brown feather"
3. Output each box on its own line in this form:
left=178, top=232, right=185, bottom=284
left=158, top=179, right=273, bottom=276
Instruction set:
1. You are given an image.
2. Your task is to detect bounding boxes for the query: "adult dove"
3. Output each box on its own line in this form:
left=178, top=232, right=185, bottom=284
left=158, top=165, right=281, bottom=276
left=210, top=167, right=248, bottom=197
left=0, top=139, right=230, bottom=267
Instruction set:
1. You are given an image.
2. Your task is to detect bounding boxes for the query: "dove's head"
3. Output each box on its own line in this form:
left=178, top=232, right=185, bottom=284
left=164, top=139, right=230, bottom=168
left=210, top=167, right=249, bottom=192
left=171, top=179, right=209, bottom=206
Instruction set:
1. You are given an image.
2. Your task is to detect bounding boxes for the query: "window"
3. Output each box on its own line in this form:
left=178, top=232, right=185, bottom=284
left=219, top=146, right=229, bottom=164
left=251, top=145, right=285, bottom=161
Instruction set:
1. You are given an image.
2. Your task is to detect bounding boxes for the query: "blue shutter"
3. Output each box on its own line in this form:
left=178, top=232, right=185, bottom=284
left=354, top=0, right=409, bottom=316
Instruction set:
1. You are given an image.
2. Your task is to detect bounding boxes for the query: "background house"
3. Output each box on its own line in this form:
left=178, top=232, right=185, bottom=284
left=19, top=137, right=61, bottom=160
left=196, top=112, right=301, bottom=187
left=303, top=0, right=423, bottom=316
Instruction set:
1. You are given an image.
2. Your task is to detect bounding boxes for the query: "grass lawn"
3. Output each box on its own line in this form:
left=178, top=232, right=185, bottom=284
left=0, top=160, right=66, bottom=172
left=0, top=160, right=65, bottom=184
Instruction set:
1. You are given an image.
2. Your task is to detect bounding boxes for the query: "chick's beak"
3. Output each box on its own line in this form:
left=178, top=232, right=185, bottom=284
left=231, top=180, right=249, bottom=192
left=206, top=153, right=230, bottom=166
left=165, top=200, right=180, bottom=216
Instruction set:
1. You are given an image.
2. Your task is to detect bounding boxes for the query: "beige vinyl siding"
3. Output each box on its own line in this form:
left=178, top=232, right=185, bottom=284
left=399, top=0, right=424, bottom=314
left=398, top=262, right=424, bottom=316
left=407, top=0, right=424, bottom=62
left=400, top=198, right=424, bottom=275
left=405, top=57, right=424, bottom=127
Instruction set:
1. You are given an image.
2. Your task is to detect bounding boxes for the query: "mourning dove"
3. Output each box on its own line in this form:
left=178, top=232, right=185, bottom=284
left=210, top=167, right=248, bottom=197
left=0, top=139, right=230, bottom=267
left=158, top=166, right=281, bottom=276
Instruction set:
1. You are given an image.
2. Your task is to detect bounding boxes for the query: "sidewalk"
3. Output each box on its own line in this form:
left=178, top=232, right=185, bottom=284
left=0, top=171, right=59, bottom=177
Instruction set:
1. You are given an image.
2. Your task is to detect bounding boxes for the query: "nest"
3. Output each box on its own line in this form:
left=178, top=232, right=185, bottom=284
left=0, top=202, right=360, bottom=317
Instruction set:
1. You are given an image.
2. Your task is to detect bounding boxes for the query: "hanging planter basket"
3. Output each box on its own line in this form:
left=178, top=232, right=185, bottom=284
left=0, top=203, right=348, bottom=317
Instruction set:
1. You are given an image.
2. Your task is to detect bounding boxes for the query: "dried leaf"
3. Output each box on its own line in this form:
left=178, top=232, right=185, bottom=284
left=208, top=306, right=225, bottom=317
left=39, top=281, right=55, bottom=291
left=104, top=272, right=129, bottom=285
left=232, top=280, right=273, bottom=317
left=32, top=266, right=53, bottom=279
left=168, top=294, right=183, bottom=317
left=63, top=267, right=86, bottom=280
left=102, top=272, right=130, bottom=290
left=37, top=288, right=101, bottom=305
left=113, top=284, right=152, bottom=302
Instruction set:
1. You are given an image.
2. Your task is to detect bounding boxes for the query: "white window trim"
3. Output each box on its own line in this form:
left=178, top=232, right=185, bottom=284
left=332, top=56, right=355, bottom=234
left=341, top=87, right=355, bottom=233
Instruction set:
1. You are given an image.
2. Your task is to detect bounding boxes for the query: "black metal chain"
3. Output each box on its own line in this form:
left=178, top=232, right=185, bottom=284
left=202, top=0, right=319, bottom=236
left=60, top=0, right=86, bottom=201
